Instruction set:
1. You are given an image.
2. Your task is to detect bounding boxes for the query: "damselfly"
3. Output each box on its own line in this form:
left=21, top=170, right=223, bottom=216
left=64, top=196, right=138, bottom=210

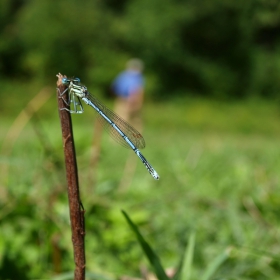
left=58, top=77, right=159, bottom=180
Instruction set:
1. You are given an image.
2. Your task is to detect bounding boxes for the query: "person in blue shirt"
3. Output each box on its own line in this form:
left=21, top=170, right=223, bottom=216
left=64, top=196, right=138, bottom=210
left=112, top=58, right=145, bottom=132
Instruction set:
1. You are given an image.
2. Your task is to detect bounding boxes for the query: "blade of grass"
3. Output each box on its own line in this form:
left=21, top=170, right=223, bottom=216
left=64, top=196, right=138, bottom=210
left=227, top=201, right=244, bottom=244
left=201, top=247, right=232, bottom=280
left=180, top=232, right=196, bottom=280
left=122, top=210, right=169, bottom=280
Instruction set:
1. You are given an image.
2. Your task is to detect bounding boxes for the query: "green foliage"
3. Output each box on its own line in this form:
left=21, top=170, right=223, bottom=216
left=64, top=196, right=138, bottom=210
left=122, top=210, right=170, bottom=280
left=201, top=249, right=230, bottom=280
left=1, top=95, right=280, bottom=279
left=0, top=0, right=25, bottom=76
left=18, top=0, right=118, bottom=81
left=1, top=0, right=280, bottom=97
left=180, top=232, right=195, bottom=280
left=122, top=212, right=231, bottom=280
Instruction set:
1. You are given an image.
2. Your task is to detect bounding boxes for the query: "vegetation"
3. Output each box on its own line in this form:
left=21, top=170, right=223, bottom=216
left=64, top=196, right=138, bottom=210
left=1, top=0, right=280, bottom=279
left=1, top=94, right=280, bottom=279
left=1, top=0, right=280, bottom=98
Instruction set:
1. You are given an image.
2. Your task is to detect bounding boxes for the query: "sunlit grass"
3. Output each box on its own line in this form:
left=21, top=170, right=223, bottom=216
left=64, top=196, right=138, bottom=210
left=1, top=94, right=280, bottom=279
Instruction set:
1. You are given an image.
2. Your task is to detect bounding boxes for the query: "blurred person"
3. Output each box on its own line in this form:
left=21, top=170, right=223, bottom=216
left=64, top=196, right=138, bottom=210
left=112, top=58, right=145, bottom=132
left=111, top=59, right=145, bottom=190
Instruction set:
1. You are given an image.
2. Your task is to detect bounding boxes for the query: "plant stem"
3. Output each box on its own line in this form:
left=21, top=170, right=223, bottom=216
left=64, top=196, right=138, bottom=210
left=56, top=73, right=86, bottom=280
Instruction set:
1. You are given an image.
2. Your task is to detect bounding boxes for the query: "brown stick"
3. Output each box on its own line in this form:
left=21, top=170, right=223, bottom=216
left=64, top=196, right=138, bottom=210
left=56, top=73, right=86, bottom=280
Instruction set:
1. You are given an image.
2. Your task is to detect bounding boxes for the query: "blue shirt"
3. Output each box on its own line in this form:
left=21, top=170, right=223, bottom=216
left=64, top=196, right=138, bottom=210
left=112, top=70, right=144, bottom=98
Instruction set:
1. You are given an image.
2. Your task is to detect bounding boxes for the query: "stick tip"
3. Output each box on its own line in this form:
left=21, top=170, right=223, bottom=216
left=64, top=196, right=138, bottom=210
left=56, top=73, right=67, bottom=87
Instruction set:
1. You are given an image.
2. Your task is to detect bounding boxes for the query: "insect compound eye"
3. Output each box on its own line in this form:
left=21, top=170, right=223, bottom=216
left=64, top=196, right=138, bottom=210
left=73, top=77, right=81, bottom=83
left=62, top=78, right=69, bottom=85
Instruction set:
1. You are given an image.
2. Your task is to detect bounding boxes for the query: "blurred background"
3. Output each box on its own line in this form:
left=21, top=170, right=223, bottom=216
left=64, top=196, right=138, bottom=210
left=1, top=0, right=280, bottom=279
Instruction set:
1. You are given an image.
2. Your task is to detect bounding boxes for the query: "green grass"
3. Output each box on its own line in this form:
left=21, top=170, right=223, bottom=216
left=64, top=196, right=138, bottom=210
left=1, top=93, right=280, bottom=279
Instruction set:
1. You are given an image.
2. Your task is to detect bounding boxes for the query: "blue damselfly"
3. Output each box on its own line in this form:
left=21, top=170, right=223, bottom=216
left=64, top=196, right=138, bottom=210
left=58, top=77, right=159, bottom=180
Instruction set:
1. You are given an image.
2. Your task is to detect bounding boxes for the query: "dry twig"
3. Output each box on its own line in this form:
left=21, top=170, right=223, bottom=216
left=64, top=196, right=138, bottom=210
left=56, top=73, right=86, bottom=280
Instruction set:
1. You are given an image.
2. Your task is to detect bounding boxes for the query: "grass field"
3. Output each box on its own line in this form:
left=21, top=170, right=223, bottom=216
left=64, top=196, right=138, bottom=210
left=1, top=91, right=280, bottom=279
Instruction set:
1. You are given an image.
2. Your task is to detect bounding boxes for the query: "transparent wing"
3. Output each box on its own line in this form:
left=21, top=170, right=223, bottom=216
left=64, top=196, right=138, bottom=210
left=85, top=92, right=146, bottom=149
